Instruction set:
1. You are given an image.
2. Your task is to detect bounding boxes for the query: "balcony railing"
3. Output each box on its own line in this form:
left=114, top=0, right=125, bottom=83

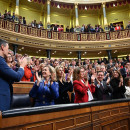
left=0, top=18, right=130, bottom=41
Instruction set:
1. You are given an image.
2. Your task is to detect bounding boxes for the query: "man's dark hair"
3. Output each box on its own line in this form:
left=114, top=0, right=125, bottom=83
left=0, top=39, right=8, bottom=47
left=124, top=62, right=128, bottom=66
left=97, top=71, right=104, bottom=75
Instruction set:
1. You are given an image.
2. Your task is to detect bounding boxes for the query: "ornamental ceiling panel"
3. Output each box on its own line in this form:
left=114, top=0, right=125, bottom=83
left=52, top=0, right=116, bottom=4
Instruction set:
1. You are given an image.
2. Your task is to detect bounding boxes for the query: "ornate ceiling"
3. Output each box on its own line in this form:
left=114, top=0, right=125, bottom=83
left=52, top=0, right=116, bottom=4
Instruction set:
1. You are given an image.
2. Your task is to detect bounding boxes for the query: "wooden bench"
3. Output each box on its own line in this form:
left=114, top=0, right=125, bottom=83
left=0, top=99, right=130, bottom=130
left=13, top=81, right=74, bottom=102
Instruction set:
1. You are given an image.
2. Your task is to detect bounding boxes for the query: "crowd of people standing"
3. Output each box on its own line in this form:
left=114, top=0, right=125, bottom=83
left=1, top=10, right=130, bottom=33
left=0, top=38, right=130, bottom=112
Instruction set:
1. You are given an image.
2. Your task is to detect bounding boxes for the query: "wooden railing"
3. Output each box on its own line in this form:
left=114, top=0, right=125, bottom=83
left=0, top=18, right=130, bottom=42
left=0, top=99, right=130, bottom=129
left=13, top=81, right=73, bottom=103
left=0, top=82, right=129, bottom=130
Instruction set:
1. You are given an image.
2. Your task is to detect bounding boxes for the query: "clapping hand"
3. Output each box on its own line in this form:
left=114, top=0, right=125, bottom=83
left=50, top=73, right=56, bottom=85
left=67, top=72, right=71, bottom=82
left=84, top=71, right=88, bottom=81
left=106, top=77, right=110, bottom=84
left=36, top=72, right=41, bottom=86
left=119, top=77, right=123, bottom=87
left=19, top=57, right=27, bottom=68
left=91, top=75, right=95, bottom=84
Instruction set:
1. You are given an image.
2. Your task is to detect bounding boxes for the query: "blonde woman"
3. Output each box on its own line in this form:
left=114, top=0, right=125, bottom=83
left=29, top=65, right=59, bottom=106
left=55, top=66, right=73, bottom=104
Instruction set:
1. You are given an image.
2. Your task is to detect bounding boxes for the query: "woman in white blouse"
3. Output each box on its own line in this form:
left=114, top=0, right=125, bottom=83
left=124, top=77, right=130, bottom=98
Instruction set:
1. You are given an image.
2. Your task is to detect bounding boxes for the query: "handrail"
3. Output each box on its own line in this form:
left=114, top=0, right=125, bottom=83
left=2, top=98, right=130, bottom=118
left=0, top=18, right=129, bottom=42
left=0, top=98, right=130, bottom=129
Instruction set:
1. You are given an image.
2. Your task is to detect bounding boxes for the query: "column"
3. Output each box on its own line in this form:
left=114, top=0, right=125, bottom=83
left=75, top=3, right=79, bottom=27
left=46, top=49, right=51, bottom=59
left=47, top=0, right=51, bottom=29
left=102, top=3, right=108, bottom=31
left=12, top=44, right=18, bottom=55
left=107, top=50, right=112, bottom=60
left=15, top=0, right=19, bottom=16
left=77, top=51, right=81, bottom=60
left=14, top=0, right=19, bottom=32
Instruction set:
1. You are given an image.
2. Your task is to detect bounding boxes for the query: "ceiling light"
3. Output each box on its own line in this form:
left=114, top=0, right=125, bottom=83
left=70, top=52, right=72, bottom=54
left=39, top=50, right=41, bottom=51
left=57, top=4, right=60, bottom=8
left=85, top=6, right=87, bottom=10
left=85, top=52, right=87, bottom=54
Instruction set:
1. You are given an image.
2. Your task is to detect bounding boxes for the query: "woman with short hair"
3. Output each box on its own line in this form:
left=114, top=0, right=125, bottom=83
left=73, top=67, right=95, bottom=103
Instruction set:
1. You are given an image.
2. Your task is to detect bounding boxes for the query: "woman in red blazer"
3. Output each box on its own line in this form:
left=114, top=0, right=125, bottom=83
left=21, top=57, right=32, bottom=82
left=73, top=67, right=95, bottom=103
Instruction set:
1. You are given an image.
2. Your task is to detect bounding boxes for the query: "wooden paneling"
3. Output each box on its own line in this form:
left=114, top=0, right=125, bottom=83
left=56, top=118, right=74, bottom=130
left=0, top=83, right=130, bottom=130
left=76, top=114, right=91, bottom=126
left=102, top=119, right=129, bottom=130
left=26, top=122, right=53, bottom=130
left=13, top=82, right=34, bottom=94
left=1, top=102, right=130, bottom=130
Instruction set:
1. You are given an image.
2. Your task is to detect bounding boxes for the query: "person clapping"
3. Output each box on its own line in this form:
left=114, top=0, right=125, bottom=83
left=29, top=65, right=59, bottom=107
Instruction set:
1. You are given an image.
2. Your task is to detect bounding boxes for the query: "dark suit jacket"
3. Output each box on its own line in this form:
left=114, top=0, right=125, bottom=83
left=0, top=56, right=24, bottom=111
left=93, top=80, right=113, bottom=101
left=110, top=78, right=126, bottom=99
left=55, top=80, right=73, bottom=104
left=120, top=68, right=127, bottom=79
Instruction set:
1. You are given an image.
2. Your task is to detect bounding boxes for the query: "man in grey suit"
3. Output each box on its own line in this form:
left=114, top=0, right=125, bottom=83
left=93, top=71, right=113, bottom=101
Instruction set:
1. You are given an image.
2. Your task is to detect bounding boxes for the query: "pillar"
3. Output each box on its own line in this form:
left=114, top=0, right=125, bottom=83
left=12, top=44, right=18, bottom=55
left=75, top=3, right=79, bottom=27
left=47, top=0, right=51, bottom=29
left=102, top=3, right=108, bottom=31
left=107, top=50, right=112, bottom=60
left=15, top=0, right=19, bottom=16
left=46, top=49, right=51, bottom=59
left=77, top=51, right=81, bottom=60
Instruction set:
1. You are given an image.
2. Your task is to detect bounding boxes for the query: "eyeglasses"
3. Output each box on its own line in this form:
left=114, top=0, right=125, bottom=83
left=98, top=75, right=103, bottom=76
left=8, top=56, right=12, bottom=58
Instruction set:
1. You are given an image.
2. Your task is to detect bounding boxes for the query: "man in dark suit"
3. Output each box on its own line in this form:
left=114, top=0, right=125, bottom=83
left=120, top=62, right=129, bottom=79
left=93, top=71, right=113, bottom=101
left=0, top=39, right=27, bottom=111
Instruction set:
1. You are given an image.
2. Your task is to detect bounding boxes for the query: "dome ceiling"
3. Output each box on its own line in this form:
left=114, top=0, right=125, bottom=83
left=52, top=0, right=116, bottom=4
